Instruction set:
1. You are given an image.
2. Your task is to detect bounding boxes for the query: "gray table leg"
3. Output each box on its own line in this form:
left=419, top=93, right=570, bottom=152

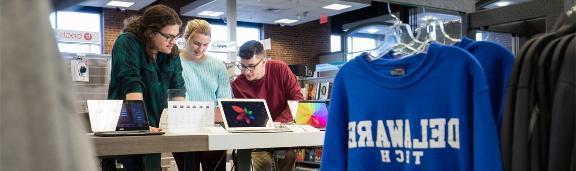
left=236, top=149, right=252, bottom=171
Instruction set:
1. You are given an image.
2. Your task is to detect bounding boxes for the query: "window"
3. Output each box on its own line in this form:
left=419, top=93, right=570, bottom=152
left=330, top=35, right=341, bottom=52
left=475, top=32, right=483, bottom=41
left=205, top=24, right=261, bottom=62
left=49, top=11, right=102, bottom=54
left=333, top=34, right=380, bottom=59
left=475, top=31, right=513, bottom=52
left=346, top=36, right=377, bottom=61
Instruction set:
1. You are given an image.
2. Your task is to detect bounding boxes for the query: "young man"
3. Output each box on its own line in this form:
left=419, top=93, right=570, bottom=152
left=231, top=40, right=304, bottom=171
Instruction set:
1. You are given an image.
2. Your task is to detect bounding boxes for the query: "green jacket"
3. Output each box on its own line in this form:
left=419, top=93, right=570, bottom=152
left=108, top=32, right=185, bottom=127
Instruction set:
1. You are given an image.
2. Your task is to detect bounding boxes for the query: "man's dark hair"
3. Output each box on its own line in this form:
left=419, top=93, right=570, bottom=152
left=238, top=40, right=264, bottom=59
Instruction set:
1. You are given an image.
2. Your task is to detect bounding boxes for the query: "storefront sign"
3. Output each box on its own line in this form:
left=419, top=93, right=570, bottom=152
left=208, top=41, right=236, bottom=52
left=177, top=39, right=237, bottom=53
left=56, top=29, right=100, bottom=44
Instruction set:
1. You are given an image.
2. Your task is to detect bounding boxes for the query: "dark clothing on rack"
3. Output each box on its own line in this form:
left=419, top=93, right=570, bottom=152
left=536, top=35, right=572, bottom=120
left=548, top=35, right=574, bottom=95
left=573, top=145, right=576, bottom=171
left=547, top=37, right=576, bottom=171
left=530, top=34, right=568, bottom=171
left=500, top=8, right=576, bottom=171
left=501, top=37, right=538, bottom=171
left=511, top=33, right=545, bottom=171
left=513, top=24, right=574, bottom=171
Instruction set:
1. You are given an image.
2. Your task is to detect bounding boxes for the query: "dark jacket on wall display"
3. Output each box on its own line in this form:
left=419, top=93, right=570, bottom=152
left=500, top=7, right=576, bottom=171
left=547, top=37, right=575, bottom=171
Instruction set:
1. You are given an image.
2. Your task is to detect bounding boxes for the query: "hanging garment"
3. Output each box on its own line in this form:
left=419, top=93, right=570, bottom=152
left=499, top=23, right=574, bottom=171
left=321, top=43, right=502, bottom=171
left=547, top=37, right=576, bottom=171
left=454, top=36, right=515, bottom=127
left=532, top=34, right=574, bottom=171
left=500, top=7, right=576, bottom=171
left=500, top=34, right=539, bottom=171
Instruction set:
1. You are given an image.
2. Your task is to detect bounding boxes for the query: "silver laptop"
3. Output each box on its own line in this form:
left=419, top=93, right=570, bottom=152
left=218, top=99, right=291, bottom=133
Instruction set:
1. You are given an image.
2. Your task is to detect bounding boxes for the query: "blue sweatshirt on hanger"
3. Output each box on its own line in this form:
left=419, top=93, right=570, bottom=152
left=320, top=43, right=502, bottom=171
left=453, top=37, right=515, bottom=127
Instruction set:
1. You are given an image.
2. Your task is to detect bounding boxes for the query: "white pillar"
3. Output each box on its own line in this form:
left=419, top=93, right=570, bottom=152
left=226, top=0, right=238, bottom=62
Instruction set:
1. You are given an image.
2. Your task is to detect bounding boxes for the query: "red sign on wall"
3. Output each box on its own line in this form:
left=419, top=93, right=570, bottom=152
left=56, top=29, right=100, bottom=44
left=83, top=33, right=93, bottom=40
left=320, top=14, right=328, bottom=24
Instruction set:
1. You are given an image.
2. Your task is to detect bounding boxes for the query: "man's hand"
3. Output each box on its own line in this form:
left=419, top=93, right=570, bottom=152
left=149, top=126, right=163, bottom=132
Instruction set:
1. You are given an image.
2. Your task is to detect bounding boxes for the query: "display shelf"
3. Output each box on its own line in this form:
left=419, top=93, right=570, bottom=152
left=298, top=77, right=335, bottom=84
left=91, top=131, right=325, bottom=156
left=297, top=161, right=321, bottom=168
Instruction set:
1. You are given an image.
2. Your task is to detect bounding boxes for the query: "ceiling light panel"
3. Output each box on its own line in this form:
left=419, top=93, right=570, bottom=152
left=198, top=11, right=224, bottom=17
left=367, top=28, right=379, bottom=33
left=323, top=3, right=352, bottom=10
left=274, top=19, right=299, bottom=24
left=106, top=1, right=135, bottom=8
left=494, top=1, right=512, bottom=7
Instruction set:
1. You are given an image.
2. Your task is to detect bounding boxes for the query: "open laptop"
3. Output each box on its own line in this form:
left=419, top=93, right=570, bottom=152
left=218, top=99, right=291, bottom=133
left=295, top=101, right=329, bottom=130
left=93, top=100, right=165, bottom=137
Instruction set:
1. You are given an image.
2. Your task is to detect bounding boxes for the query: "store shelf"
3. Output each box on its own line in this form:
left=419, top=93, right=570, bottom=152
left=297, top=161, right=321, bottom=168
left=298, top=77, right=335, bottom=84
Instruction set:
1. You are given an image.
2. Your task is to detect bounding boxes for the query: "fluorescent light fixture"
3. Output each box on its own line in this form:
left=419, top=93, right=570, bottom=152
left=367, top=28, right=379, bottom=33
left=106, top=1, right=134, bottom=8
left=198, top=11, right=224, bottom=17
left=323, top=3, right=352, bottom=10
left=494, top=1, right=512, bottom=7
left=421, top=16, right=438, bottom=21
left=274, top=19, right=298, bottom=24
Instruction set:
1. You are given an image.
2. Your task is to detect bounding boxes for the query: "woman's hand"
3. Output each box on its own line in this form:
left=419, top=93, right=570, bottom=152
left=149, top=126, right=163, bottom=132
left=215, top=107, right=223, bottom=123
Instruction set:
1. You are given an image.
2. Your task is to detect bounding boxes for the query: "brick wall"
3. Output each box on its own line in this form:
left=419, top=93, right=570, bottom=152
left=103, top=0, right=195, bottom=54
left=262, top=21, right=331, bottom=67
left=103, top=8, right=138, bottom=54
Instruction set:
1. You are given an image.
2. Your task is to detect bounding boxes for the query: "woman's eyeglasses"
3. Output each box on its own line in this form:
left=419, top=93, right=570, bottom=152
left=156, top=32, right=179, bottom=42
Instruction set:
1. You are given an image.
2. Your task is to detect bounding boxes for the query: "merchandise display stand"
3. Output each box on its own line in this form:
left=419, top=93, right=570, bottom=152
left=91, top=131, right=325, bottom=170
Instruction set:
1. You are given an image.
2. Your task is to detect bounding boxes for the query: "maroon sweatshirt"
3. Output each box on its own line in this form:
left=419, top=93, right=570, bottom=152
left=232, top=60, right=303, bottom=123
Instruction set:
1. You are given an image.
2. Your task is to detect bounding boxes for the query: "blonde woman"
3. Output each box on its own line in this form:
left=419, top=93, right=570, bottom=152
left=173, top=19, right=231, bottom=171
